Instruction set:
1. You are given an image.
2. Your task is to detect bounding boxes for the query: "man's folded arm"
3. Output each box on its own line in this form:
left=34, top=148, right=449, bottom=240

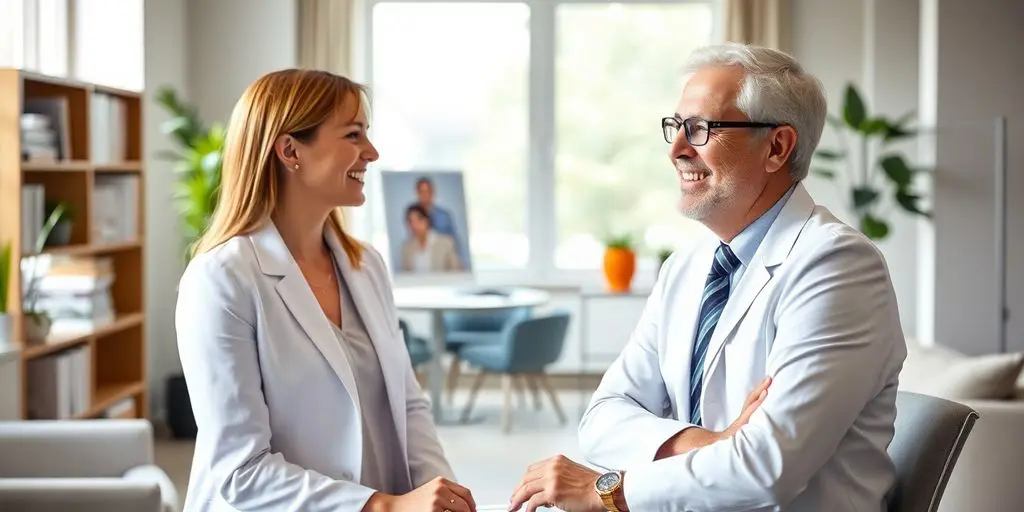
left=621, top=234, right=903, bottom=511
left=578, top=254, right=696, bottom=470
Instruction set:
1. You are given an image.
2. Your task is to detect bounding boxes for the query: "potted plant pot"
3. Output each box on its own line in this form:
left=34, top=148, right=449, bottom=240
left=24, top=312, right=52, bottom=343
left=603, top=235, right=636, bottom=293
left=0, top=313, right=11, bottom=345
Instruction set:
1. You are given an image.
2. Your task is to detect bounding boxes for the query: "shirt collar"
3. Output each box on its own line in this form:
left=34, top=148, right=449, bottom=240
left=726, top=184, right=796, bottom=268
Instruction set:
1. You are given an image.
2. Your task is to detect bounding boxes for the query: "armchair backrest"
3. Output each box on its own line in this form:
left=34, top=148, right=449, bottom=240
left=505, top=310, right=571, bottom=370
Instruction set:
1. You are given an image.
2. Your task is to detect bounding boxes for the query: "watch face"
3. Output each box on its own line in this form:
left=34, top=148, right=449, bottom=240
left=596, top=472, right=621, bottom=492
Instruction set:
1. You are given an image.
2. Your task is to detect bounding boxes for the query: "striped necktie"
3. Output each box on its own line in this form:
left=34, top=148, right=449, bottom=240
left=689, top=242, right=741, bottom=426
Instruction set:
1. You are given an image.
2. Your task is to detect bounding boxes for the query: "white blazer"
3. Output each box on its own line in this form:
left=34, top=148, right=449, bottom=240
left=175, top=221, right=455, bottom=511
left=579, top=183, right=908, bottom=512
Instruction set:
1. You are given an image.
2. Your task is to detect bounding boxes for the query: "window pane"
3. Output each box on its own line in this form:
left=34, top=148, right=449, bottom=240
left=554, top=3, right=713, bottom=269
left=0, top=0, right=25, bottom=69
left=73, top=0, right=144, bottom=90
left=370, top=2, right=530, bottom=270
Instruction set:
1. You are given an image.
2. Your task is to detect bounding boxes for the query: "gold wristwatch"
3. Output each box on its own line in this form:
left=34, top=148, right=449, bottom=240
left=595, top=470, right=624, bottom=511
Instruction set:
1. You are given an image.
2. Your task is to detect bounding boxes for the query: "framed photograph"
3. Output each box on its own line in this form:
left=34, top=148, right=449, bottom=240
left=380, top=170, right=474, bottom=283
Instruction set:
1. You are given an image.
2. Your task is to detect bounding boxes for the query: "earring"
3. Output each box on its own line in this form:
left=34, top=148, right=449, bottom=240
left=294, top=164, right=300, bottom=171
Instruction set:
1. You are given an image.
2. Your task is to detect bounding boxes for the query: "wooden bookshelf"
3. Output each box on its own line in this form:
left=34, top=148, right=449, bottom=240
left=0, top=69, right=147, bottom=421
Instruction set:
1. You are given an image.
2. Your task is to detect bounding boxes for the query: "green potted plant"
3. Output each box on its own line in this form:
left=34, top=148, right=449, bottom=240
left=22, top=202, right=70, bottom=342
left=154, top=86, right=224, bottom=440
left=0, top=240, right=11, bottom=345
left=812, top=83, right=931, bottom=240
left=154, top=85, right=225, bottom=260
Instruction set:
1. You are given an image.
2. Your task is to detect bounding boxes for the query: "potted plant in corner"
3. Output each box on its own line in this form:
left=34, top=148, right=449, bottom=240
left=0, top=240, right=11, bottom=345
left=154, top=85, right=224, bottom=440
left=812, top=83, right=931, bottom=240
left=603, top=234, right=637, bottom=293
left=154, top=85, right=225, bottom=259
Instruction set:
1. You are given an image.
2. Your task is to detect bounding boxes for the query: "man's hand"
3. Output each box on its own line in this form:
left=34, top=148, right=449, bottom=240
left=655, top=376, right=771, bottom=460
left=507, top=455, right=606, bottom=512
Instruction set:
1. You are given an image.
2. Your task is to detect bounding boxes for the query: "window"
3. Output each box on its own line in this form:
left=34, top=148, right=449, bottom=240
left=368, top=2, right=530, bottom=270
left=365, top=0, right=717, bottom=279
left=0, top=0, right=144, bottom=91
left=73, top=0, right=145, bottom=91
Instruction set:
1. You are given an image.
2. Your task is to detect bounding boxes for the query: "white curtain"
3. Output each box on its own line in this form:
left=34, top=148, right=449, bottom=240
left=297, top=0, right=356, bottom=74
left=297, top=0, right=370, bottom=236
left=722, top=0, right=791, bottom=51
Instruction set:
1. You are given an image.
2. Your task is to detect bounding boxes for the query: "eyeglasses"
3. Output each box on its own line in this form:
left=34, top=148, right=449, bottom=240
left=661, top=115, right=781, bottom=145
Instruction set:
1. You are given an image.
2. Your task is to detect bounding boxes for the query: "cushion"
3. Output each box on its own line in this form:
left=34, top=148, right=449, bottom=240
left=122, top=464, right=179, bottom=512
left=900, top=340, right=1024, bottom=400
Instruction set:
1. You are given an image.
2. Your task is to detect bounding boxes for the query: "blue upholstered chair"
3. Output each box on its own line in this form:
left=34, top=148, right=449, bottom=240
left=441, top=307, right=533, bottom=404
left=399, top=318, right=432, bottom=368
left=456, top=310, right=570, bottom=433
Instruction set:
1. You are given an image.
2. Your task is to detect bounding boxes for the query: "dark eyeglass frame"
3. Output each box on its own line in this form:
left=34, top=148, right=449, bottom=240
left=661, top=115, right=781, bottom=145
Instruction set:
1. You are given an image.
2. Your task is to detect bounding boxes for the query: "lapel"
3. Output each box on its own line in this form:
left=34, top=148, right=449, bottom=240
left=248, top=221, right=361, bottom=415
left=670, top=238, right=717, bottom=414
left=327, top=230, right=413, bottom=487
left=701, top=183, right=816, bottom=389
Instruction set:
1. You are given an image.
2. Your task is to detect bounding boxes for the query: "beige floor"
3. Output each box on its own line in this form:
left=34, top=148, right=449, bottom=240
left=155, top=388, right=593, bottom=510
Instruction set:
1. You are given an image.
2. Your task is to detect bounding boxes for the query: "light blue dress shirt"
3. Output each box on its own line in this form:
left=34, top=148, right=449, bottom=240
left=726, top=185, right=796, bottom=288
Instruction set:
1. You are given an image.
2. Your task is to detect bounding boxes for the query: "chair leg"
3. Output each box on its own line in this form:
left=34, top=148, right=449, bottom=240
left=502, top=374, right=514, bottom=434
left=539, top=373, right=566, bottom=425
left=512, top=374, right=527, bottom=409
left=446, top=355, right=462, bottom=406
left=460, top=371, right=487, bottom=423
left=524, top=375, right=542, bottom=410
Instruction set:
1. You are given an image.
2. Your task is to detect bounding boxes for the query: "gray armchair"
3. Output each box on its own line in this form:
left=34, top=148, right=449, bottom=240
left=0, top=419, right=178, bottom=512
left=887, top=391, right=980, bottom=512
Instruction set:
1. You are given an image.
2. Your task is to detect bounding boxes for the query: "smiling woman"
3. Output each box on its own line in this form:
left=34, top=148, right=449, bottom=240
left=175, top=69, right=472, bottom=511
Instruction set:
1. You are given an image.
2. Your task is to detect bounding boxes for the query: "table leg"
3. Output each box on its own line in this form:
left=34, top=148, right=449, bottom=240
left=428, top=310, right=447, bottom=422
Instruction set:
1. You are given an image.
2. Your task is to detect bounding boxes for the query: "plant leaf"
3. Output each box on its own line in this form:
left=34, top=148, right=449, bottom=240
left=860, top=214, right=889, bottom=240
left=815, top=149, right=845, bottom=160
left=880, top=154, right=913, bottom=188
left=860, top=117, right=888, bottom=135
left=852, top=186, right=879, bottom=208
left=895, top=190, right=931, bottom=218
left=826, top=114, right=845, bottom=129
left=0, top=241, right=10, bottom=313
left=812, top=167, right=836, bottom=179
left=843, top=85, right=866, bottom=129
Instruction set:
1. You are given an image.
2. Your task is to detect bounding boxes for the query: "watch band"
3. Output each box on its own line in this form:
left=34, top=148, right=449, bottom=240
left=600, top=492, right=621, bottom=512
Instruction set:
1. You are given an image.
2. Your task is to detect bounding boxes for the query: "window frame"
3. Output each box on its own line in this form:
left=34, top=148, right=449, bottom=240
left=3, top=0, right=144, bottom=92
left=359, top=0, right=722, bottom=286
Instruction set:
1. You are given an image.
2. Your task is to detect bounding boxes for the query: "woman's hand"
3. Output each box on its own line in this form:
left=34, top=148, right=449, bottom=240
left=364, top=476, right=477, bottom=512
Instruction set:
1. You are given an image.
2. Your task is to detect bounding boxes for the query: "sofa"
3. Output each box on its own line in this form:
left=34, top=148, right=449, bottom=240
left=0, top=419, right=178, bottom=512
left=899, top=340, right=1024, bottom=512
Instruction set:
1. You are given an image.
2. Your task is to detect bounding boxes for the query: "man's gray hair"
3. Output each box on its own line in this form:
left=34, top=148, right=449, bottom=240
left=681, top=42, right=827, bottom=181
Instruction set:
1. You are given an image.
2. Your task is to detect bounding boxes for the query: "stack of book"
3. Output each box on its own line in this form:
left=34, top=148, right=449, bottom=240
left=34, top=255, right=116, bottom=336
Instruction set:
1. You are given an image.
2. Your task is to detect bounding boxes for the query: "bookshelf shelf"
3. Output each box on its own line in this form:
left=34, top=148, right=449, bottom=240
left=0, top=68, right=147, bottom=421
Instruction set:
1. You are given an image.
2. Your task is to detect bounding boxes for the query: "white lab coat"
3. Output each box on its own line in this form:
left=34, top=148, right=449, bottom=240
left=175, top=221, right=454, bottom=511
left=579, top=183, right=907, bottom=511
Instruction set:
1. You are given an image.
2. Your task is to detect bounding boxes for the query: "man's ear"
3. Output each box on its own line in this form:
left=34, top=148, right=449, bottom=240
left=274, top=134, right=301, bottom=172
left=765, top=125, right=797, bottom=174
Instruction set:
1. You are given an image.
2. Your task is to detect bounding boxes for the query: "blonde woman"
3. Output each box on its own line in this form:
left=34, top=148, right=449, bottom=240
left=175, top=70, right=474, bottom=512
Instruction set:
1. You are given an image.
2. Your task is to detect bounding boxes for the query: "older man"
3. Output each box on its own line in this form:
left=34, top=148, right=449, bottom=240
left=508, top=43, right=907, bottom=512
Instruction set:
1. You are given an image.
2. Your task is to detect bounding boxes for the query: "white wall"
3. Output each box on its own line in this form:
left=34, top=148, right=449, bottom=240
left=187, top=0, right=297, bottom=125
left=918, top=0, right=1024, bottom=355
left=144, top=0, right=189, bottom=420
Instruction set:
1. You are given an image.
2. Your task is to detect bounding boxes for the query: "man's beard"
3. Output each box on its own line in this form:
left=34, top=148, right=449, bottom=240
left=675, top=161, right=726, bottom=220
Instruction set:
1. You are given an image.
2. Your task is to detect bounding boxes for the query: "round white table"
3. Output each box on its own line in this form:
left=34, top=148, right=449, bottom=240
left=393, top=286, right=551, bottom=423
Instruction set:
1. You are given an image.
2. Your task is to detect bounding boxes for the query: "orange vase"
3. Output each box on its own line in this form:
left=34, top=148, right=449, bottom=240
left=603, top=247, right=636, bottom=293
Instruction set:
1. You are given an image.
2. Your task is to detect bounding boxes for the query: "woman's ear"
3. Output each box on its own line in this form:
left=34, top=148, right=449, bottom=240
left=274, top=134, right=301, bottom=172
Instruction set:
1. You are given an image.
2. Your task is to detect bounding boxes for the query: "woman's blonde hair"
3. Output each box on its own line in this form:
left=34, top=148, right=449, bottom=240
left=192, top=69, right=367, bottom=268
